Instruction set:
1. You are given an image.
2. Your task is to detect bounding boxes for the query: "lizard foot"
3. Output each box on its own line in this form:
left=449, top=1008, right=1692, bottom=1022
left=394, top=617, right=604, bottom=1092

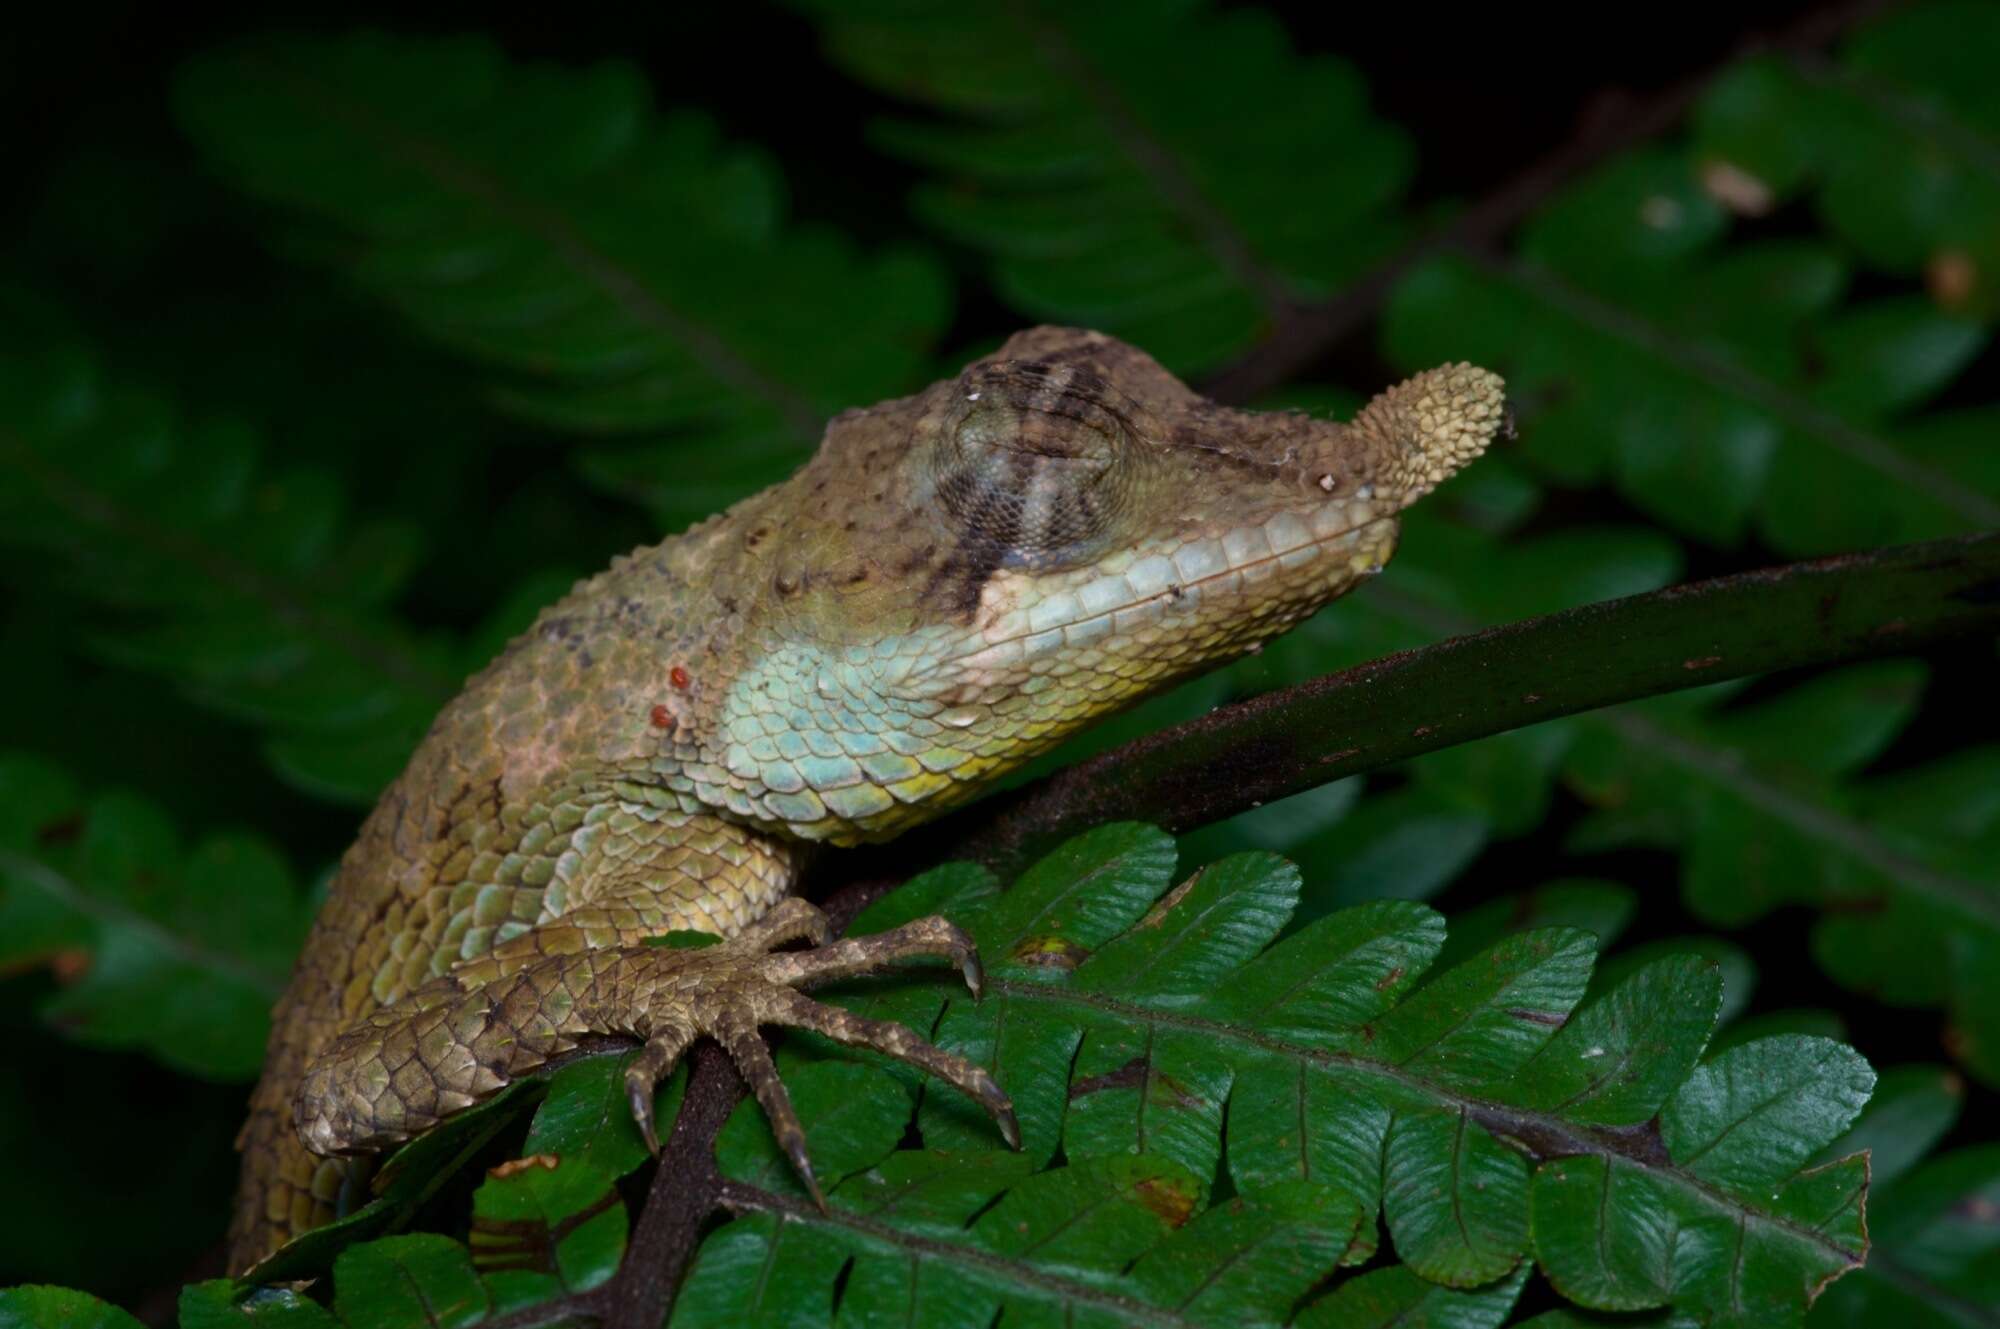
left=629, top=901, right=1022, bottom=1204
left=295, top=899, right=1018, bottom=1208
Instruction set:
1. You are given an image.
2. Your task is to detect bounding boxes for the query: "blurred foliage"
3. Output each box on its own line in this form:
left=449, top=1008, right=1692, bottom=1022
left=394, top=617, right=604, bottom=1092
left=1, top=0, right=1996, bottom=1324
left=787, top=0, right=1415, bottom=373
left=173, top=31, right=951, bottom=532
left=0, top=753, right=303, bottom=1078
left=0, top=346, right=458, bottom=803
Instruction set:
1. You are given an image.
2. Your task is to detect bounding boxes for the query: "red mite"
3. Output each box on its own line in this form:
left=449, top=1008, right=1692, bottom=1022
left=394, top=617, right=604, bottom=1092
left=670, top=665, right=691, bottom=689
left=649, top=705, right=673, bottom=729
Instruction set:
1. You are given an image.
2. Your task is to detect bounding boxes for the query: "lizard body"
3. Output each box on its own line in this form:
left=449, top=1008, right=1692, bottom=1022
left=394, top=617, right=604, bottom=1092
left=229, top=327, right=1505, bottom=1272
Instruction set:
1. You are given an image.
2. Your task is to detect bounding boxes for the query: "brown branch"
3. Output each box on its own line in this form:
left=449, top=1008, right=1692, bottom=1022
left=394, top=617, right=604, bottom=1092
left=475, top=1045, right=742, bottom=1329
left=1198, top=0, right=1896, bottom=406
left=597, top=1044, right=742, bottom=1329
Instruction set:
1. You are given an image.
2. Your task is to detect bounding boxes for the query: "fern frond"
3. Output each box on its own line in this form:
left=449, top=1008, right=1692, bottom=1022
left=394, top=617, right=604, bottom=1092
left=712, top=824, right=1864, bottom=1320
left=174, top=32, right=951, bottom=527
left=694, top=828, right=1872, bottom=1326
left=0, top=343, right=456, bottom=803
left=193, top=828, right=1875, bottom=1325
left=1384, top=3, right=2000, bottom=556
left=789, top=0, right=1414, bottom=373
left=1287, top=1, right=2000, bottom=1083
left=1384, top=243, right=1999, bottom=554
left=1694, top=1, right=2000, bottom=319
left=0, top=750, right=307, bottom=1079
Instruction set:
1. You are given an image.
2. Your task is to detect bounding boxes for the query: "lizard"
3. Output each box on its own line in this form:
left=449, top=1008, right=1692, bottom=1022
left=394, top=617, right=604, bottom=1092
left=228, top=325, right=1506, bottom=1274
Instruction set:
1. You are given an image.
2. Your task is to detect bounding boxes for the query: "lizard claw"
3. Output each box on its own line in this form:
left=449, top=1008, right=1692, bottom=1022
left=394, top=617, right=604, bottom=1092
left=628, top=1076, right=661, bottom=1157
left=625, top=1027, right=694, bottom=1156
left=784, top=1130, right=828, bottom=1212
left=700, top=912, right=1019, bottom=1195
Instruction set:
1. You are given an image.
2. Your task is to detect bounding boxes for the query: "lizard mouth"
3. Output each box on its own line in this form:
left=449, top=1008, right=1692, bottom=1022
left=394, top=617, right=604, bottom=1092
left=945, top=499, right=1397, bottom=674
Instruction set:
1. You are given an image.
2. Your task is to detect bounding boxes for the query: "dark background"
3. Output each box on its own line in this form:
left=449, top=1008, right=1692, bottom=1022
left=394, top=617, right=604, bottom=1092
left=6, top=2, right=1987, bottom=1319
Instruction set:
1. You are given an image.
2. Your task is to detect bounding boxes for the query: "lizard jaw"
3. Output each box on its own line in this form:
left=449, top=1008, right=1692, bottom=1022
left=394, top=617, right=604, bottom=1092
left=948, top=493, right=1400, bottom=680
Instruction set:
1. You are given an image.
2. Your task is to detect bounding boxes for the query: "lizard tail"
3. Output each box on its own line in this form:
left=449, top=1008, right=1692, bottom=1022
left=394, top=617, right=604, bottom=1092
left=226, top=999, right=365, bottom=1274
left=1350, top=363, right=1510, bottom=503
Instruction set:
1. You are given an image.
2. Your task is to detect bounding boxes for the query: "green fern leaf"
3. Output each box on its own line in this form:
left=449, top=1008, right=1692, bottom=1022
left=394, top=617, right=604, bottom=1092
left=0, top=344, right=456, bottom=803
left=1693, top=2, right=2000, bottom=318
left=1802, top=1063, right=1999, bottom=1327
left=789, top=0, right=1413, bottom=373
left=774, top=833, right=1866, bottom=1325
left=468, top=1156, right=624, bottom=1302
left=1299, top=1265, right=1528, bottom=1329
left=332, top=1236, right=488, bottom=1329
left=0, top=751, right=305, bottom=1080
left=1382, top=244, right=1999, bottom=556
left=1383, top=4, right=2000, bottom=558
left=173, top=32, right=950, bottom=527
left=179, top=1280, right=338, bottom=1327
left=208, top=831, right=1875, bottom=1325
left=0, top=1286, right=146, bottom=1329
left=1439, top=880, right=1639, bottom=973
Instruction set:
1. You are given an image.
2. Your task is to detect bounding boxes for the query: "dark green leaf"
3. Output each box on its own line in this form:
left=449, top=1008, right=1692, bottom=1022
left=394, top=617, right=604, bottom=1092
left=1814, top=1143, right=2000, bottom=1327
left=248, top=1079, right=543, bottom=1284
left=0, top=754, right=304, bottom=1078
left=1372, top=928, right=1596, bottom=1093
left=331, top=1235, right=489, bottom=1329
left=1514, top=955, right=1722, bottom=1125
left=470, top=1156, right=624, bottom=1303
left=960, top=821, right=1176, bottom=977
left=1125, top=1183, right=1367, bottom=1321
left=773, top=830, right=1875, bottom=1325
left=0, top=348, right=452, bottom=803
left=0, top=1286, right=146, bottom=1329
left=1532, top=1151, right=1866, bottom=1320
left=1063, top=1023, right=1233, bottom=1188
left=1290, top=788, right=1488, bottom=919
left=849, top=861, right=999, bottom=937
left=175, top=33, right=947, bottom=528
left=1382, top=1109, right=1528, bottom=1285
left=1381, top=242, right=2000, bottom=559
left=716, top=1061, right=911, bottom=1197
left=1438, top=881, right=1637, bottom=974
left=1076, top=852, right=1298, bottom=1003
left=1295, top=1264, right=1527, bottom=1329
left=1661, top=1037, right=1874, bottom=1190
left=1813, top=1064, right=1962, bottom=1189
left=1206, top=899, right=1443, bottom=1044
left=521, top=1050, right=681, bottom=1181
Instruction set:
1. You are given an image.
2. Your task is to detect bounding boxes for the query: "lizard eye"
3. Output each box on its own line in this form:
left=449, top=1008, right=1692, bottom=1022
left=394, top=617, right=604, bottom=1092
left=932, top=365, right=1135, bottom=566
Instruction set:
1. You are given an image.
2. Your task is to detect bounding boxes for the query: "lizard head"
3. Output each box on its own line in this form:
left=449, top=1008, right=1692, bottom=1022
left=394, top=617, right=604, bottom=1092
left=698, top=327, right=1506, bottom=841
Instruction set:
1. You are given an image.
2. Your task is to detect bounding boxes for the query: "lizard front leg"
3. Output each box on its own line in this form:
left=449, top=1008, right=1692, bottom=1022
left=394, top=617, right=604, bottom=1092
left=294, top=899, right=1018, bottom=1203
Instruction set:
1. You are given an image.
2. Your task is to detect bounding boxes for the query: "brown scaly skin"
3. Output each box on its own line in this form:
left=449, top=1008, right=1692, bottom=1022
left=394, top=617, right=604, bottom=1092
left=230, top=327, right=1506, bottom=1273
